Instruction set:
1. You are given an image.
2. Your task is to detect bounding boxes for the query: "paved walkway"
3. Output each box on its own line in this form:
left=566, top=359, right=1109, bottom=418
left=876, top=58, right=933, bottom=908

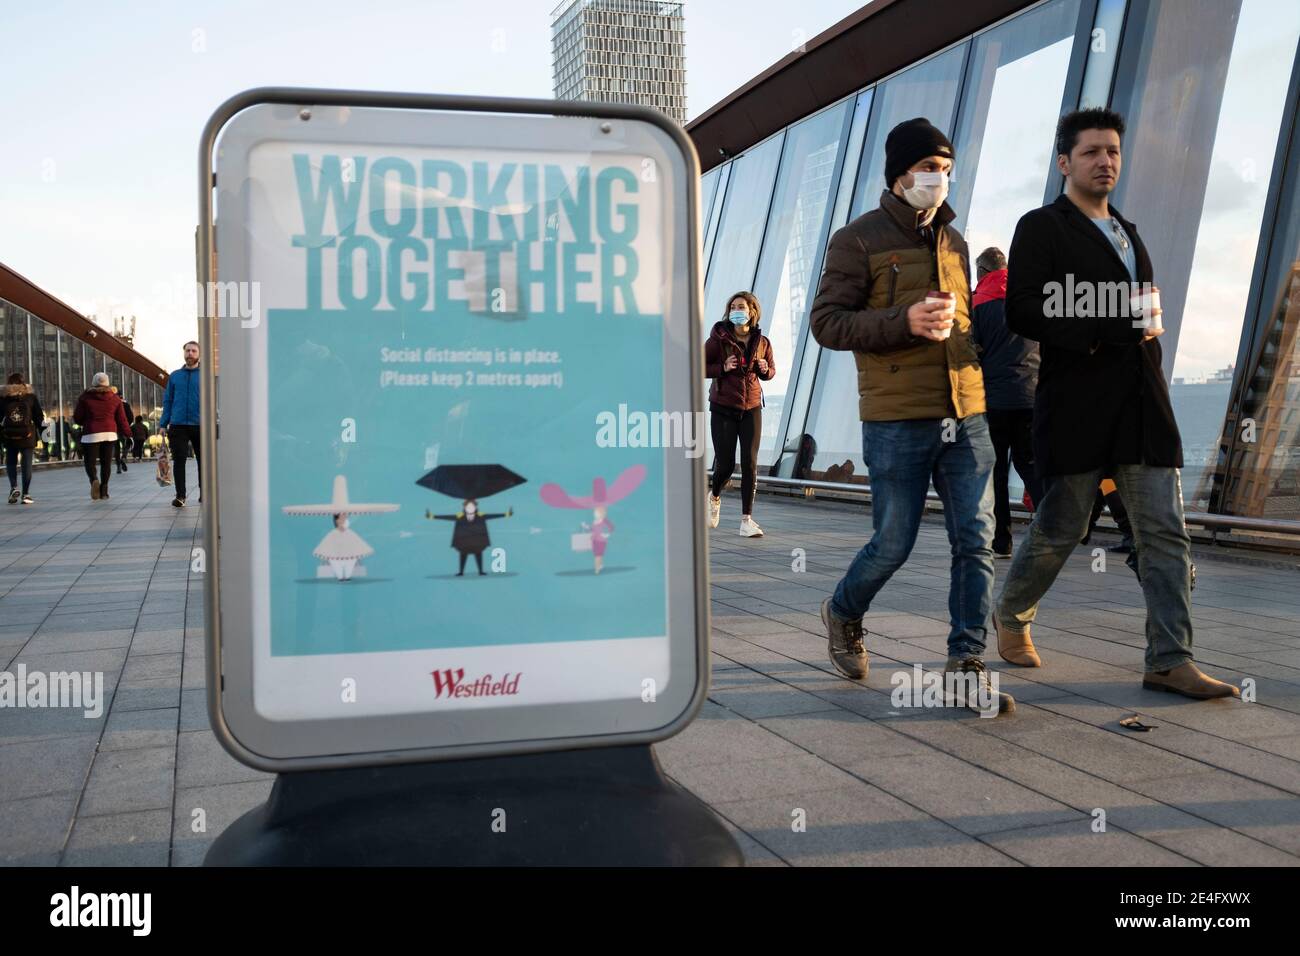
left=3, top=465, right=1300, bottom=865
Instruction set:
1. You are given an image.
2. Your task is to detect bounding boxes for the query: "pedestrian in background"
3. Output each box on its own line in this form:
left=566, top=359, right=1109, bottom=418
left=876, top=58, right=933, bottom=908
left=2, top=372, right=45, bottom=505
left=160, top=340, right=201, bottom=508
left=970, top=245, right=1043, bottom=558
left=704, top=291, right=775, bottom=538
left=74, top=372, right=130, bottom=501
left=131, top=415, right=149, bottom=461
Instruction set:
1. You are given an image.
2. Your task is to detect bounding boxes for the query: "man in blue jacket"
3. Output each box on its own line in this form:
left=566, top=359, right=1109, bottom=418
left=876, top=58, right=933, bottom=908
left=160, top=340, right=201, bottom=507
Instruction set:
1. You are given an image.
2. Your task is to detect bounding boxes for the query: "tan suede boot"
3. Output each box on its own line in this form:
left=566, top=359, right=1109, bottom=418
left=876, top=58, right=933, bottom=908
left=1143, top=662, right=1241, bottom=700
left=993, top=610, right=1041, bottom=667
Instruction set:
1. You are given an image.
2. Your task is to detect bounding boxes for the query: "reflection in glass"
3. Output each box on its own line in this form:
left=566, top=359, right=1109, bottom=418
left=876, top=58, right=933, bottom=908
left=1112, top=0, right=1300, bottom=510
left=703, top=133, right=784, bottom=323
left=0, top=301, right=31, bottom=382
left=849, top=44, right=967, bottom=220
left=809, top=46, right=967, bottom=477
left=1212, top=82, right=1300, bottom=518
left=948, top=0, right=1079, bottom=499
left=775, top=90, right=875, bottom=477
left=60, top=332, right=84, bottom=461
left=750, top=101, right=850, bottom=462
left=702, top=163, right=730, bottom=269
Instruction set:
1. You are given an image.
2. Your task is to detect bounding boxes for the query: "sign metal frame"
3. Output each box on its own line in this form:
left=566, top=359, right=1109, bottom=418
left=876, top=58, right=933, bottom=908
left=197, top=87, right=708, bottom=772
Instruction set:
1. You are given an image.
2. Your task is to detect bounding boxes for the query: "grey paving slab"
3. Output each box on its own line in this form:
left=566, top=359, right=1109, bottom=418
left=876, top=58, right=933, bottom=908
left=710, top=784, right=1020, bottom=867
left=175, top=730, right=275, bottom=789
left=100, top=706, right=180, bottom=752
left=61, top=809, right=171, bottom=867
left=0, top=735, right=99, bottom=802
left=0, top=791, right=80, bottom=865
left=981, top=819, right=1197, bottom=866
left=78, top=746, right=175, bottom=818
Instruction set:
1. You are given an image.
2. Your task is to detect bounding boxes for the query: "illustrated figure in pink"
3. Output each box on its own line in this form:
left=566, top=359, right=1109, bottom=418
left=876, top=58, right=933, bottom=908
left=539, top=464, right=646, bottom=575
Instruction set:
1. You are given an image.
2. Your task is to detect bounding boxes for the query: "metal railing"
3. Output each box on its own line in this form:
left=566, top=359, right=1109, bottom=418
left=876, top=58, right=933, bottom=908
left=735, top=473, right=1300, bottom=539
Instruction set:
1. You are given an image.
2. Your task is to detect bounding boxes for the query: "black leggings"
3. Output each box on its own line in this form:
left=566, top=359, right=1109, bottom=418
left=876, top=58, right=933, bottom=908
left=6, top=446, right=33, bottom=493
left=710, top=407, right=761, bottom=514
left=458, top=550, right=485, bottom=574
left=83, top=441, right=114, bottom=489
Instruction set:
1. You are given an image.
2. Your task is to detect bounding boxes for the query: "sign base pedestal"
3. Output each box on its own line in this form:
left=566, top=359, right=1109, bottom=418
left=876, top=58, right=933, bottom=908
left=203, top=744, right=743, bottom=866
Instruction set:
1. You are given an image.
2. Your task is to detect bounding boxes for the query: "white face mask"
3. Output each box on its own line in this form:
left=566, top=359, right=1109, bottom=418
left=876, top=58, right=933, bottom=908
left=902, top=171, right=949, bottom=210
left=465, top=503, right=477, bottom=516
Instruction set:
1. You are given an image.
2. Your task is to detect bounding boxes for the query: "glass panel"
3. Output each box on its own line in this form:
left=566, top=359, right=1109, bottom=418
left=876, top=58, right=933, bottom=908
left=1079, top=0, right=1128, bottom=109
left=806, top=47, right=966, bottom=478
left=699, top=167, right=720, bottom=240
left=750, top=101, right=851, bottom=463
left=60, top=330, right=84, bottom=461
left=1211, top=75, right=1300, bottom=517
left=30, top=318, right=59, bottom=462
left=949, top=0, right=1081, bottom=238
left=0, top=301, right=30, bottom=387
left=702, top=132, right=784, bottom=325
left=701, top=161, right=730, bottom=268
left=1112, top=0, right=1300, bottom=511
left=775, top=89, right=874, bottom=477
left=946, top=0, right=1081, bottom=501
left=849, top=44, right=967, bottom=219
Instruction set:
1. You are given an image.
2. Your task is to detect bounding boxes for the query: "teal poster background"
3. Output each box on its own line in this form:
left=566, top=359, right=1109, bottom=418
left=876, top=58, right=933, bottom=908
left=266, top=303, right=666, bottom=656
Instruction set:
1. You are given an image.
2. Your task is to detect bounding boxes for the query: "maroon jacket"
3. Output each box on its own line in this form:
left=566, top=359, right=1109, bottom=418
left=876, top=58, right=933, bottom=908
left=73, top=386, right=131, bottom=438
left=704, top=321, right=775, bottom=412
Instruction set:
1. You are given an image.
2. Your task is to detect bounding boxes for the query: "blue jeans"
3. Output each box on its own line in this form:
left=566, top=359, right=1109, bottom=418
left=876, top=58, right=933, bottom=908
left=995, top=465, right=1193, bottom=672
left=830, top=414, right=996, bottom=658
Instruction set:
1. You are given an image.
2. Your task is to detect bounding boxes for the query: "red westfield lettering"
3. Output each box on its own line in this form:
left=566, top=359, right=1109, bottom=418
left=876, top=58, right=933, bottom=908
left=430, top=668, right=522, bottom=699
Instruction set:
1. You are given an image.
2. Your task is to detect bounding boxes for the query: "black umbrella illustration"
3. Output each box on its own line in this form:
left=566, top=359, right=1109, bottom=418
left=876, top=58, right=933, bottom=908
left=417, top=464, right=526, bottom=576
left=416, top=464, right=526, bottom=499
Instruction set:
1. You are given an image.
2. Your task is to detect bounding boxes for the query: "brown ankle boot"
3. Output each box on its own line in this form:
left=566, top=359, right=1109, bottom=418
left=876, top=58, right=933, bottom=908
left=994, top=610, right=1041, bottom=667
left=1143, top=662, right=1240, bottom=700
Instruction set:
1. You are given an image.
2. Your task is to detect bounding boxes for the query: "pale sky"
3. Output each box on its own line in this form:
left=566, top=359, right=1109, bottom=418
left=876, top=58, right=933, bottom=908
left=0, top=0, right=864, bottom=369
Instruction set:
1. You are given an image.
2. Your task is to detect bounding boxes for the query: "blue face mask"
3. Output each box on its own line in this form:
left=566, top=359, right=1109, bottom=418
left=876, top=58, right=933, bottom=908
left=729, top=310, right=749, bottom=325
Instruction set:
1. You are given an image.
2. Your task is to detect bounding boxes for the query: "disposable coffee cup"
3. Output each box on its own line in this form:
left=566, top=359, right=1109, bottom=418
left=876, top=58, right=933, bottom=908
left=925, top=290, right=956, bottom=340
left=1131, top=287, right=1162, bottom=331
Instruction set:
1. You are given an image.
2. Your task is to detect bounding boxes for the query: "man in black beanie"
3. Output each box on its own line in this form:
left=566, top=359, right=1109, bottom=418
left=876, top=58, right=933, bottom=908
left=810, top=116, right=1007, bottom=715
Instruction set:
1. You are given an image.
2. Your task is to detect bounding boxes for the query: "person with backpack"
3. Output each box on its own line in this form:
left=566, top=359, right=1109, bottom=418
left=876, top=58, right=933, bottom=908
left=74, top=372, right=131, bottom=501
left=2, top=372, right=45, bottom=505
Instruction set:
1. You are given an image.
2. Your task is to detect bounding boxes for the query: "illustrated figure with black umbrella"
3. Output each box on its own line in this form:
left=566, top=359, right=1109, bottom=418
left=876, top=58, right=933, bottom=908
left=418, top=464, right=524, bottom=577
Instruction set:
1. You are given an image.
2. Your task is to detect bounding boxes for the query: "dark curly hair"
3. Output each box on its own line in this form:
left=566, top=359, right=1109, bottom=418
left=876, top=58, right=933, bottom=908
left=1055, top=108, right=1126, bottom=158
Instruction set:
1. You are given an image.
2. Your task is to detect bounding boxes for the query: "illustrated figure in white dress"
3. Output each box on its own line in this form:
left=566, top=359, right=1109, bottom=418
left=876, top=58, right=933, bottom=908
left=282, top=475, right=399, bottom=581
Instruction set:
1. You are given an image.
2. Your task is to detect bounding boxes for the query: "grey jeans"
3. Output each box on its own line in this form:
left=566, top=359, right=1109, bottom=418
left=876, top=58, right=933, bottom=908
left=995, top=464, right=1193, bottom=672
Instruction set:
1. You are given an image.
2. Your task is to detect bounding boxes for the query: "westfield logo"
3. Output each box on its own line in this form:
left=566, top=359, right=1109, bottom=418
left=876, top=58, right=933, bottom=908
left=430, top=668, right=522, bottom=699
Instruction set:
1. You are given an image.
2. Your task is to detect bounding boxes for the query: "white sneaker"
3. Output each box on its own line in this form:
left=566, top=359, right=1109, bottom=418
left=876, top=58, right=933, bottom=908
left=707, top=494, right=721, bottom=528
left=739, top=516, right=763, bottom=537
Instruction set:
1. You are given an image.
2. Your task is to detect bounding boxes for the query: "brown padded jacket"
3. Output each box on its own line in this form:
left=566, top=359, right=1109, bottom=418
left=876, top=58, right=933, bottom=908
left=809, top=190, right=986, bottom=422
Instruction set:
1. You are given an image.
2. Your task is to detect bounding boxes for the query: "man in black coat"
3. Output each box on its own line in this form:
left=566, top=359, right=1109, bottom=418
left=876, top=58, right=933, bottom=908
left=990, top=108, right=1237, bottom=701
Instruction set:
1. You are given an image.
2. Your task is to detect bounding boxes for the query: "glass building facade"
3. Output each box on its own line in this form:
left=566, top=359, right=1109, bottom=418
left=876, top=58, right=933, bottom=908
left=694, top=0, right=1300, bottom=522
left=0, top=297, right=165, bottom=463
